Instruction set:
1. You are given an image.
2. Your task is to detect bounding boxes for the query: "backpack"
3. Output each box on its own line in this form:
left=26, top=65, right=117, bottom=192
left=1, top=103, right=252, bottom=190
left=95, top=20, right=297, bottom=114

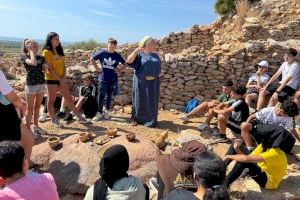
left=185, top=99, right=198, bottom=114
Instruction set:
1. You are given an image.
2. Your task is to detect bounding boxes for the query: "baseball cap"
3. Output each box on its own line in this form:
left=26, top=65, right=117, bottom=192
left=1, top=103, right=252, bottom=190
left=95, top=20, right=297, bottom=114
left=257, top=60, right=269, bottom=68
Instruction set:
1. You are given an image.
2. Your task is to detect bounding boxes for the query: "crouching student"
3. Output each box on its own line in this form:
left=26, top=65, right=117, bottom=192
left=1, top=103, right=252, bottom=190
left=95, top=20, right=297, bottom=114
left=241, top=99, right=299, bottom=151
left=84, top=145, right=147, bottom=200
left=224, top=126, right=293, bottom=190
left=0, top=141, right=59, bottom=199
left=210, top=85, right=249, bottom=143
left=64, top=74, right=97, bottom=120
left=164, top=151, right=229, bottom=200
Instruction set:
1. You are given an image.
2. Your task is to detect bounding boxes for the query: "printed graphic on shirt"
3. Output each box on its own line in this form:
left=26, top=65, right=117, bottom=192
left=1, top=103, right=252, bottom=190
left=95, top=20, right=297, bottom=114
left=103, top=57, right=116, bottom=70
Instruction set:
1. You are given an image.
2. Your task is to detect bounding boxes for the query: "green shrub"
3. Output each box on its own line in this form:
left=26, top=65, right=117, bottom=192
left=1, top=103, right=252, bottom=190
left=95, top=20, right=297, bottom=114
left=215, top=0, right=260, bottom=16
left=67, top=39, right=106, bottom=50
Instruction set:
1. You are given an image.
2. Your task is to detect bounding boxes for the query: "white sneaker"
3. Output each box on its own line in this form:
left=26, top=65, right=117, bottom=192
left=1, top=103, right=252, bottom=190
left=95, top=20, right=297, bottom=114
left=104, top=110, right=110, bottom=120
left=76, top=115, right=90, bottom=124
left=92, top=112, right=103, bottom=121
left=179, top=114, right=189, bottom=123
left=197, top=123, right=210, bottom=131
left=39, top=113, right=47, bottom=122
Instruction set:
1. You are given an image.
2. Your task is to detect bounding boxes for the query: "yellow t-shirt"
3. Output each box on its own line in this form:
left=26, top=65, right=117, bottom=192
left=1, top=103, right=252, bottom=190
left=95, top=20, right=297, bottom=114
left=251, top=144, right=287, bottom=189
left=42, top=49, right=65, bottom=80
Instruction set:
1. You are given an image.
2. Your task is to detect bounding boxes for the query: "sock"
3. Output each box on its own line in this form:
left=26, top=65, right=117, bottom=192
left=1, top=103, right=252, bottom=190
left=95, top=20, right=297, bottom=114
left=247, top=146, right=254, bottom=151
left=60, top=108, right=65, bottom=113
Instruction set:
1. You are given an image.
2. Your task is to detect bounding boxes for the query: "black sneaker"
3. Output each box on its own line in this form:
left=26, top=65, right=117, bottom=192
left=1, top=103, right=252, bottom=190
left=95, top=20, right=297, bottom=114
left=56, top=111, right=66, bottom=118
left=210, top=135, right=228, bottom=144
left=64, top=113, right=73, bottom=121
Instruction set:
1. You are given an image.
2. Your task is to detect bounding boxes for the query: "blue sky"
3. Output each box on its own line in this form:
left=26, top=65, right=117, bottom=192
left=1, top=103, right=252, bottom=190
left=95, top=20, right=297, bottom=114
left=0, top=0, right=216, bottom=44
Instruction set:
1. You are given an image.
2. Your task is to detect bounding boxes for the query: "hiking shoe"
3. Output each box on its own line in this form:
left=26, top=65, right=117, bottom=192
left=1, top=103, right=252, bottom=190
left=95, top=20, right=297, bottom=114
left=56, top=111, right=66, bottom=118
left=149, top=177, right=159, bottom=194
left=210, top=135, right=228, bottom=144
left=197, top=123, right=210, bottom=131
left=32, top=126, right=47, bottom=135
left=39, top=113, right=47, bottom=122
left=92, top=112, right=103, bottom=121
left=51, top=117, right=63, bottom=128
left=179, top=114, right=189, bottom=123
left=76, top=115, right=90, bottom=124
left=64, top=113, right=73, bottom=121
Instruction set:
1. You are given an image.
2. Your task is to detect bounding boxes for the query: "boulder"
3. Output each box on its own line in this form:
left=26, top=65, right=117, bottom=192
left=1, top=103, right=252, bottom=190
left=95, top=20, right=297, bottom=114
left=31, top=134, right=160, bottom=195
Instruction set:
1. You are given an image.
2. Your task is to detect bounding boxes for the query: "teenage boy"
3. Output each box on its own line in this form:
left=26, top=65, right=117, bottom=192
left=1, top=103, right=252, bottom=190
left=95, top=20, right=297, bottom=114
left=211, top=85, right=249, bottom=143
left=0, top=141, right=59, bottom=200
left=245, top=60, right=270, bottom=107
left=241, top=99, right=299, bottom=151
left=89, top=38, right=127, bottom=121
left=180, top=80, right=233, bottom=129
left=256, top=48, right=300, bottom=110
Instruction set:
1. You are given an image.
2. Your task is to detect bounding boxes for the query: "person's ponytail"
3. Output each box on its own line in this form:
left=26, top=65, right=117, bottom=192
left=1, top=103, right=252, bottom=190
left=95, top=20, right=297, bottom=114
left=204, top=186, right=229, bottom=200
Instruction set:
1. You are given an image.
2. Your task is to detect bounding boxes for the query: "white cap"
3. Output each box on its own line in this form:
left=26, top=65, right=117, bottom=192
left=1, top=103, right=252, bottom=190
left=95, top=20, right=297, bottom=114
left=257, top=60, right=269, bottom=68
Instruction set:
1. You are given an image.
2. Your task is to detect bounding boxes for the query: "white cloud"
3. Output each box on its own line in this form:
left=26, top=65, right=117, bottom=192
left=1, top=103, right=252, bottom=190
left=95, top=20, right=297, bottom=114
left=89, top=9, right=119, bottom=18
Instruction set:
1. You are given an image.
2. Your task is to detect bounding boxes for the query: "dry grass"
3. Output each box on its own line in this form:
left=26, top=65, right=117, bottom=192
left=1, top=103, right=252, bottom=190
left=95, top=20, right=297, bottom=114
left=235, top=0, right=252, bottom=28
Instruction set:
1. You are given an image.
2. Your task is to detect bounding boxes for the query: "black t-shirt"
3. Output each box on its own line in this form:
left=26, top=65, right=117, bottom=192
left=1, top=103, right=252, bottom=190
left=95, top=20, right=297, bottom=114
left=21, top=55, right=45, bottom=86
left=164, top=189, right=198, bottom=200
left=228, top=99, right=249, bottom=124
left=79, top=85, right=96, bottom=97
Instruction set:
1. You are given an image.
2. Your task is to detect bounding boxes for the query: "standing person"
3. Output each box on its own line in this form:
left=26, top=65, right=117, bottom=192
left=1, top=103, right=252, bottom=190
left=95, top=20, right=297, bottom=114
left=21, top=39, right=47, bottom=134
left=245, top=61, right=270, bottom=107
left=127, top=36, right=161, bottom=127
left=89, top=38, right=126, bottom=121
left=42, top=32, right=87, bottom=127
left=0, top=63, right=33, bottom=160
left=164, top=151, right=229, bottom=200
left=256, top=48, right=300, bottom=110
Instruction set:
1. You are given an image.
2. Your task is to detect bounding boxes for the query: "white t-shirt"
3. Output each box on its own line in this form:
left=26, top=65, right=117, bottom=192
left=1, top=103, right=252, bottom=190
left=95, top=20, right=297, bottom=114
left=278, top=61, right=300, bottom=89
left=0, top=70, right=13, bottom=105
left=256, top=107, right=293, bottom=130
left=248, top=72, right=270, bottom=85
left=0, top=70, right=13, bottom=95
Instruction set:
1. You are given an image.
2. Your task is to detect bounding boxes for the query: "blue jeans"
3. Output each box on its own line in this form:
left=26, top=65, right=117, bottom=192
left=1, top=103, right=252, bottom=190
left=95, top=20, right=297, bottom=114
left=98, top=81, right=114, bottom=114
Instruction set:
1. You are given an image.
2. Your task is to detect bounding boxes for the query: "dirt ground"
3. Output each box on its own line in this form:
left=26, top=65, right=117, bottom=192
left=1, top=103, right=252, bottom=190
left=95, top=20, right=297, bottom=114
left=35, top=108, right=300, bottom=200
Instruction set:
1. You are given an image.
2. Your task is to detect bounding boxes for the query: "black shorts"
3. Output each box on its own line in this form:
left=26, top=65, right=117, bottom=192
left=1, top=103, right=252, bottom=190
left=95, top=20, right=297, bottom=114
left=267, top=82, right=295, bottom=96
left=46, top=80, right=60, bottom=85
left=226, top=117, right=241, bottom=134
left=0, top=103, right=21, bottom=141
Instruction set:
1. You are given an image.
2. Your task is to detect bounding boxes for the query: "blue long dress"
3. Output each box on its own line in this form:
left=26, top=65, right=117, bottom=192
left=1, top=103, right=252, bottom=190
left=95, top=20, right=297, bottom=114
left=130, top=52, right=161, bottom=127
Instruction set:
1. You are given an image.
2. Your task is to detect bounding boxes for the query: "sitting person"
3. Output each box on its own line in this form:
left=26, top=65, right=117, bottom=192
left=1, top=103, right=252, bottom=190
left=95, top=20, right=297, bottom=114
left=64, top=74, right=97, bottom=120
left=256, top=48, right=300, bottom=110
left=210, top=85, right=249, bottom=143
left=245, top=60, right=270, bottom=107
left=149, top=141, right=207, bottom=199
left=224, top=133, right=289, bottom=190
left=241, top=99, right=299, bottom=151
left=0, top=141, right=59, bottom=199
left=180, top=80, right=233, bottom=130
left=164, top=151, right=229, bottom=200
left=84, top=145, right=147, bottom=200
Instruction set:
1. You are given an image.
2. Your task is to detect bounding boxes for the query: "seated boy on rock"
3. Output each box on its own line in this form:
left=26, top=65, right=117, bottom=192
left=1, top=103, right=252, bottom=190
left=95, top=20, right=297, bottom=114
left=180, top=80, right=233, bottom=130
left=0, top=141, right=59, bottom=200
left=210, top=85, right=249, bottom=143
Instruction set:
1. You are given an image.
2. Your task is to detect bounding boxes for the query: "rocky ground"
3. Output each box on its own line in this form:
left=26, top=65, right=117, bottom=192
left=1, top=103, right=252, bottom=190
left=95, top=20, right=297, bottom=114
left=31, top=108, right=300, bottom=200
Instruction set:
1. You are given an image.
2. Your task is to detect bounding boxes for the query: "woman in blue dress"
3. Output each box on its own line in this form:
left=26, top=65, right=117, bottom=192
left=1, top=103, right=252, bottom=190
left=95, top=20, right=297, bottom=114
left=127, top=36, right=161, bottom=127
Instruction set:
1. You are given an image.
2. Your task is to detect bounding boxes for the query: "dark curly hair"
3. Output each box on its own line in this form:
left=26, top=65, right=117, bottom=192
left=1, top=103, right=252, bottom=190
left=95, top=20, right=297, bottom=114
left=193, top=151, right=229, bottom=200
left=232, top=85, right=247, bottom=96
left=0, top=141, right=25, bottom=178
left=286, top=48, right=297, bottom=57
left=281, top=99, right=299, bottom=117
